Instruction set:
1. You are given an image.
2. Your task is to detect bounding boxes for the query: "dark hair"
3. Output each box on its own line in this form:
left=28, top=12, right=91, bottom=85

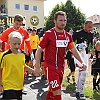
left=14, top=14, right=23, bottom=22
left=32, top=27, right=37, bottom=32
left=84, top=20, right=93, bottom=25
left=54, top=11, right=67, bottom=20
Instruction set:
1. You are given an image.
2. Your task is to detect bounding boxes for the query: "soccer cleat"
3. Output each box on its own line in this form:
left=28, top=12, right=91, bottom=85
left=22, top=87, right=27, bottom=94
left=73, top=82, right=76, bottom=85
left=67, top=77, right=70, bottom=83
left=96, top=84, right=100, bottom=90
left=76, top=92, right=80, bottom=99
left=93, top=88, right=99, bottom=92
left=79, top=94, right=86, bottom=100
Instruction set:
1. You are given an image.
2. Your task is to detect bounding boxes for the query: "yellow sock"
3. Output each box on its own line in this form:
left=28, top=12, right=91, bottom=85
left=72, top=73, right=75, bottom=83
left=67, top=72, right=71, bottom=78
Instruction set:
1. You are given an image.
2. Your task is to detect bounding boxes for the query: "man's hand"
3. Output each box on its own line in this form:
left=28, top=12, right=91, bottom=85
left=91, top=61, right=96, bottom=65
left=81, top=63, right=87, bottom=71
left=76, top=63, right=87, bottom=71
left=26, top=51, right=29, bottom=56
left=34, top=67, right=42, bottom=77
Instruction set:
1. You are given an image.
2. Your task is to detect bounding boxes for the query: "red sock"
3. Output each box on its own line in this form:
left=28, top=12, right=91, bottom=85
left=52, top=95, right=62, bottom=100
left=46, top=91, right=53, bottom=100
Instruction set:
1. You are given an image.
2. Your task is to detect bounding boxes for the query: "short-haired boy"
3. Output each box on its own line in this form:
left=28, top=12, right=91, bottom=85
left=0, top=31, right=35, bottom=100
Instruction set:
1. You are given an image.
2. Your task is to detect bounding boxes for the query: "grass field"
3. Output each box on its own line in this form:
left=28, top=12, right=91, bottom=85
left=62, top=58, right=100, bottom=100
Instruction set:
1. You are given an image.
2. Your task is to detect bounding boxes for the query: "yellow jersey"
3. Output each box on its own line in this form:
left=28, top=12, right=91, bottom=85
left=29, top=34, right=39, bottom=49
left=0, top=49, right=25, bottom=90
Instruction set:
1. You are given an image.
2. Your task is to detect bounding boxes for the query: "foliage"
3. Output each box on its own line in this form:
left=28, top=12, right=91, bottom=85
left=44, top=0, right=86, bottom=31
left=89, top=43, right=94, bottom=51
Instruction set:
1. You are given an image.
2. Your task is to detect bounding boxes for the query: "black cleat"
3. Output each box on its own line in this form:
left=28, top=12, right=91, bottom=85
left=79, top=94, right=86, bottom=100
left=76, top=92, right=80, bottom=99
left=93, top=88, right=99, bottom=92
left=67, top=77, right=70, bottom=83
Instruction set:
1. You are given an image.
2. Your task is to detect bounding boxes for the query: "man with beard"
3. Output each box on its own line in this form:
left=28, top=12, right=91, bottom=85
left=73, top=20, right=94, bottom=100
left=34, top=11, right=86, bottom=100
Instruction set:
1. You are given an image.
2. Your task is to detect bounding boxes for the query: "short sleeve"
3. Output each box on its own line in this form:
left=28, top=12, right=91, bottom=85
left=39, top=32, right=49, bottom=49
left=0, top=53, right=5, bottom=69
left=67, top=33, right=75, bottom=49
left=24, top=30, right=30, bottom=41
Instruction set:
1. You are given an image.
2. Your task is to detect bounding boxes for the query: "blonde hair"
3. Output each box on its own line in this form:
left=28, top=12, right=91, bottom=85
left=8, top=31, right=22, bottom=43
left=95, top=40, right=100, bottom=47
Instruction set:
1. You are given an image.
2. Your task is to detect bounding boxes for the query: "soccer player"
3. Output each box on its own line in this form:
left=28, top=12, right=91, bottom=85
left=34, top=11, right=86, bottom=100
left=91, top=40, right=100, bottom=92
left=0, top=31, right=35, bottom=100
left=66, top=50, right=76, bottom=84
left=0, top=14, right=32, bottom=53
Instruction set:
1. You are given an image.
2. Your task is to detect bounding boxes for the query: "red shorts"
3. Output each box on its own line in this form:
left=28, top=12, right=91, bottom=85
left=44, top=62, right=64, bottom=91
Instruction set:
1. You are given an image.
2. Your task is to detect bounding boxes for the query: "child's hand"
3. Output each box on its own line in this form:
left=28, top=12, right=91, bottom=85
left=80, top=63, right=87, bottom=71
left=0, top=85, right=3, bottom=93
left=91, top=61, right=96, bottom=65
left=34, top=67, right=42, bottom=77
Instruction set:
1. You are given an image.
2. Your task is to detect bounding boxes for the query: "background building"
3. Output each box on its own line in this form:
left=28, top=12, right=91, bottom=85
left=0, top=0, right=46, bottom=29
left=87, top=14, right=100, bottom=30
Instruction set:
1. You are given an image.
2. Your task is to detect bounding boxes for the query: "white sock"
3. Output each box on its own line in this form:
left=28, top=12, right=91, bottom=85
left=76, top=71, right=81, bottom=93
left=79, top=71, right=86, bottom=94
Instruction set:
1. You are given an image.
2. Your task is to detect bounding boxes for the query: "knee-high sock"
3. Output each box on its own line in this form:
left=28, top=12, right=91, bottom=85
left=96, top=78, right=100, bottom=86
left=79, top=71, right=86, bottom=94
left=67, top=72, right=71, bottom=78
left=46, top=91, right=53, bottom=100
left=72, top=73, right=75, bottom=83
left=93, top=78, right=96, bottom=89
left=76, top=71, right=81, bottom=93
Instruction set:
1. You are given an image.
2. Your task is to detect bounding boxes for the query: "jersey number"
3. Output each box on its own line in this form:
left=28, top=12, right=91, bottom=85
left=50, top=80, right=59, bottom=88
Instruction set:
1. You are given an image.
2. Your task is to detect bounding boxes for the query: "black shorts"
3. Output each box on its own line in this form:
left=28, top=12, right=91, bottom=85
left=2, top=90, right=22, bottom=100
left=32, top=49, right=37, bottom=57
left=41, top=51, right=44, bottom=62
left=25, top=53, right=31, bottom=63
left=91, top=68, right=100, bottom=76
left=91, top=63, right=100, bottom=76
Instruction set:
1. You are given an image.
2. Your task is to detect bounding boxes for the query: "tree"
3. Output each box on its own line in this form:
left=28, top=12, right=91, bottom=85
left=44, top=0, right=86, bottom=31
left=44, top=3, right=61, bottom=31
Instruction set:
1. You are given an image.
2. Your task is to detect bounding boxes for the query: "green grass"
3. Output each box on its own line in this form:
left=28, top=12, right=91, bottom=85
left=62, top=66, right=100, bottom=100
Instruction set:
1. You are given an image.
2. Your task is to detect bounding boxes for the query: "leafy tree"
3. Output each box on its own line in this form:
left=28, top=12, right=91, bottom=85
left=44, top=0, right=86, bottom=31
left=44, top=4, right=61, bottom=31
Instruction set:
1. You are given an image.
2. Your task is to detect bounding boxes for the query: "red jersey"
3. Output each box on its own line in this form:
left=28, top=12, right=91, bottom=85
left=0, top=27, right=32, bottom=53
left=39, top=28, right=75, bottom=69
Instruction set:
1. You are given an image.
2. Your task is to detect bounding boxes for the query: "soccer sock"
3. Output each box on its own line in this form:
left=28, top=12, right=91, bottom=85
left=67, top=72, right=71, bottom=78
left=76, top=72, right=81, bottom=93
left=46, top=91, right=53, bottom=100
left=79, top=71, right=86, bottom=94
left=93, top=78, right=96, bottom=89
left=72, top=73, right=75, bottom=83
left=52, top=95, right=62, bottom=100
left=96, top=78, right=100, bottom=86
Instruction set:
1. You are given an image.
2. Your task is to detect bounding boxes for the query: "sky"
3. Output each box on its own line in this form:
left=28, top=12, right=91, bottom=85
left=44, top=0, right=100, bottom=18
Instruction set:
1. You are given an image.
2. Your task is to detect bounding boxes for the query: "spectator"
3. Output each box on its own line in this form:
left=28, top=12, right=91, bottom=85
left=69, top=28, right=74, bottom=35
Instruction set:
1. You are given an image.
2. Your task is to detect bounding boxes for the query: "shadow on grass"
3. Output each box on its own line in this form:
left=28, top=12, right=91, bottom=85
left=92, top=91, right=100, bottom=100
left=62, top=82, right=76, bottom=98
